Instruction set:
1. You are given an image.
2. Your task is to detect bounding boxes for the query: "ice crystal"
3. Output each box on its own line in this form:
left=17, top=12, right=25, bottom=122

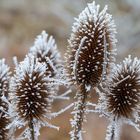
left=0, top=59, right=11, bottom=140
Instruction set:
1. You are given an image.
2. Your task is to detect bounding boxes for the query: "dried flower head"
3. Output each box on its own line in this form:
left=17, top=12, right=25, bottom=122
left=96, top=55, right=140, bottom=140
left=65, top=1, right=117, bottom=89
left=10, top=55, right=56, bottom=139
left=106, top=55, right=140, bottom=119
left=30, top=31, right=62, bottom=78
left=0, top=59, right=10, bottom=140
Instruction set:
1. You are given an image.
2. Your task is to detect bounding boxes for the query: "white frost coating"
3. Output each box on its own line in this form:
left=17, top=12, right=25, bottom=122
left=102, top=29, right=107, bottom=81
left=51, top=103, right=74, bottom=118
left=73, top=36, right=87, bottom=79
left=54, top=89, right=72, bottom=100
left=13, top=56, right=19, bottom=67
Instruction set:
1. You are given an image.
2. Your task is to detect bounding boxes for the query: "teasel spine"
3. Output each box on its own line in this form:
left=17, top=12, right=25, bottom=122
left=0, top=59, right=11, bottom=140
left=66, top=1, right=117, bottom=139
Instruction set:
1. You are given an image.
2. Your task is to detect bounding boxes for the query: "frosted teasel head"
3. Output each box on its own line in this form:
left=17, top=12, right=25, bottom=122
left=0, top=59, right=11, bottom=140
left=11, top=55, right=52, bottom=123
left=99, top=55, right=140, bottom=123
left=30, top=31, right=62, bottom=78
left=65, top=1, right=117, bottom=90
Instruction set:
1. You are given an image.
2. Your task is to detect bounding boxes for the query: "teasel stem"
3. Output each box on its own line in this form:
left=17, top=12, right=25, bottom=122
left=70, top=86, right=89, bottom=140
left=105, top=117, right=121, bottom=140
left=29, top=119, right=35, bottom=140
left=110, top=117, right=115, bottom=140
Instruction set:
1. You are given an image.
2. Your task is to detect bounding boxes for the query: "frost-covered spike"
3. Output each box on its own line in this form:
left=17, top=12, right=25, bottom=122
left=106, top=55, right=140, bottom=119
left=10, top=54, right=55, bottom=140
left=65, top=1, right=117, bottom=139
left=51, top=103, right=74, bottom=118
left=29, top=30, right=62, bottom=79
left=65, top=0, right=117, bottom=89
left=0, top=59, right=11, bottom=140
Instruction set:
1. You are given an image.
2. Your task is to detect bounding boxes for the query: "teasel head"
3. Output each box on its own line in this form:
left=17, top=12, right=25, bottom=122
left=96, top=55, right=140, bottom=140
left=10, top=54, right=56, bottom=139
left=65, top=1, right=117, bottom=91
left=106, top=55, right=140, bottom=120
left=30, top=31, right=62, bottom=79
left=0, top=59, right=11, bottom=140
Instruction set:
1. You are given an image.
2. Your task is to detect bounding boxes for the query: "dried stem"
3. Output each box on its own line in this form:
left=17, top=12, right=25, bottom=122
left=106, top=117, right=120, bottom=140
left=71, top=86, right=89, bottom=140
left=29, top=119, right=35, bottom=140
left=110, top=117, right=115, bottom=140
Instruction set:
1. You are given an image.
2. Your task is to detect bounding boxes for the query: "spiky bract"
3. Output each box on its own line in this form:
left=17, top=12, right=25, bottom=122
left=65, top=1, right=117, bottom=89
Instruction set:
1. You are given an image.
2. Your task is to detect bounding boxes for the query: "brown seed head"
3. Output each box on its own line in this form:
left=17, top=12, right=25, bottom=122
left=65, top=2, right=117, bottom=90
left=107, top=56, right=140, bottom=118
left=13, top=55, right=51, bottom=122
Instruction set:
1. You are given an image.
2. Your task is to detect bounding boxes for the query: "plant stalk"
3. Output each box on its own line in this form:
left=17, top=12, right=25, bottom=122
left=71, top=86, right=88, bottom=140
left=29, top=119, right=35, bottom=140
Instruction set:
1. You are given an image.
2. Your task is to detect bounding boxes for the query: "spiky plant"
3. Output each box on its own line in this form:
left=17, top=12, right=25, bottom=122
left=65, top=1, right=117, bottom=140
left=10, top=55, right=58, bottom=140
left=96, top=55, right=140, bottom=140
left=0, top=59, right=10, bottom=140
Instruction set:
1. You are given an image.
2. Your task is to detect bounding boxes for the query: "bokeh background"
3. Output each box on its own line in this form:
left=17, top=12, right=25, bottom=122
left=0, top=0, right=140, bottom=139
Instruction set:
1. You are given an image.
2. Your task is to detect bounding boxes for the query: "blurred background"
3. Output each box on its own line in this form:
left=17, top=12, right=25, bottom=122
left=0, top=0, right=140, bottom=139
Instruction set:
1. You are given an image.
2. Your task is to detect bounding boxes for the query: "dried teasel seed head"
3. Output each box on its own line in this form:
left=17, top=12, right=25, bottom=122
left=65, top=1, right=117, bottom=90
left=30, top=31, right=62, bottom=78
left=11, top=55, right=52, bottom=122
left=106, top=55, right=140, bottom=119
left=0, top=59, right=10, bottom=140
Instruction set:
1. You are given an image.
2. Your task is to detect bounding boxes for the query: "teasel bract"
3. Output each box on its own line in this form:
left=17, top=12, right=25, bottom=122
left=65, top=1, right=117, bottom=140
left=10, top=55, right=58, bottom=140
left=0, top=59, right=11, bottom=140
left=97, top=55, right=140, bottom=140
